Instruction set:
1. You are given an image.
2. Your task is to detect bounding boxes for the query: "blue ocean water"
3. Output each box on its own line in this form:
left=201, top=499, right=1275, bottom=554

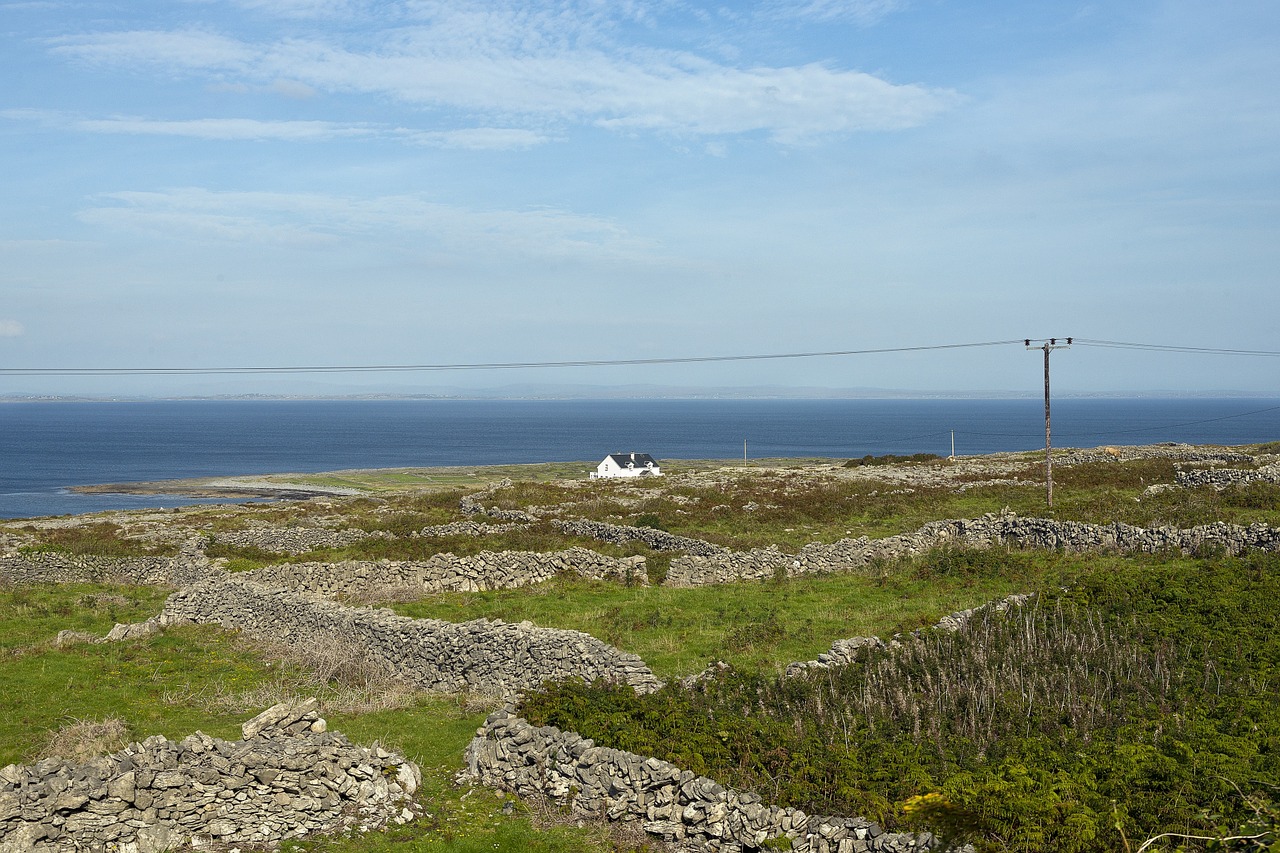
left=1, top=397, right=1278, bottom=520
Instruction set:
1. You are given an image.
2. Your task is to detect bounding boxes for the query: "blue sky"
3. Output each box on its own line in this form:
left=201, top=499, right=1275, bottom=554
left=2, top=0, right=1278, bottom=396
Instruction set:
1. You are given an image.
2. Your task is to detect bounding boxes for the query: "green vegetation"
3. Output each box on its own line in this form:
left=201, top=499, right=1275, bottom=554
left=843, top=453, right=943, bottom=467
left=13, top=522, right=178, bottom=558
left=521, top=551, right=1280, bottom=852
left=3, top=447, right=1279, bottom=852
left=0, top=581, right=659, bottom=852
left=390, top=549, right=1073, bottom=679
left=0, top=582, right=170, bottom=653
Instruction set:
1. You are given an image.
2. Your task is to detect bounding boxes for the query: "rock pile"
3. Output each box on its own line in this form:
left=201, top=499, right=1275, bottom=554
left=160, top=575, right=662, bottom=696
left=463, top=709, right=943, bottom=853
left=0, top=699, right=419, bottom=853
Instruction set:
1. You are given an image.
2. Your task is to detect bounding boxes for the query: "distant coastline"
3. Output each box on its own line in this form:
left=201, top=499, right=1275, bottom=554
left=0, top=386, right=1270, bottom=403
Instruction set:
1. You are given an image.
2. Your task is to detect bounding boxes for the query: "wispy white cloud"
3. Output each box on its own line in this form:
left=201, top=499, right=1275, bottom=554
left=760, top=0, right=905, bottom=26
left=3, top=107, right=369, bottom=141
left=77, top=188, right=655, bottom=259
left=222, top=0, right=363, bottom=18
left=0, top=319, right=25, bottom=337
left=406, top=127, right=552, bottom=150
left=2, top=108, right=545, bottom=149
left=45, top=4, right=955, bottom=143
left=78, top=116, right=373, bottom=140
left=269, top=78, right=318, bottom=98
left=49, top=29, right=256, bottom=72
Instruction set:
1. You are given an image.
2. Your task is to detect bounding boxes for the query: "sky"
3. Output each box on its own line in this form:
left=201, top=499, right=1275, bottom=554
left=1, top=0, right=1278, bottom=397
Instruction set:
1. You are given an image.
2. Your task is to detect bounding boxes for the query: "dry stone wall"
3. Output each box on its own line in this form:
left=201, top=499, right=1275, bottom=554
left=666, top=513, right=1280, bottom=586
left=459, top=480, right=540, bottom=523
left=211, top=525, right=393, bottom=555
left=160, top=575, right=662, bottom=696
left=0, top=549, right=213, bottom=589
left=239, top=546, right=647, bottom=600
left=1175, top=464, right=1280, bottom=490
left=552, top=519, right=726, bottom=556
left=0, top=700, right=419, bottom=853
left=416, top=520, right=528, bottom=537
left=463, top=708, right=945, bottom=853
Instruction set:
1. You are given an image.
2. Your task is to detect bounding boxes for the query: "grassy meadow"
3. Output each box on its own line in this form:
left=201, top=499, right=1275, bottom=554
left=2, top=446, right=1279, bottom=851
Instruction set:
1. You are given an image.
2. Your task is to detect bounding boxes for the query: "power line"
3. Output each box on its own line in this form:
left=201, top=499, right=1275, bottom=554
left=3, top=335, right=1279, bottom=377
left=0, top=339, right=1023, bottom=377
left=1074, top=338, right=1280, bottom=357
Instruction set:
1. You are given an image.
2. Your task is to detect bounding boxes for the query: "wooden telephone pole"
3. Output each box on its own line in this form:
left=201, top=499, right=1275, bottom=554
left=1025, top=337, right=1072, bottom=507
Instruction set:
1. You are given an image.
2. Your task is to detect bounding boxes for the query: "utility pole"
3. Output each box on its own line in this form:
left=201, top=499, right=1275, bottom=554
left=1025, top=337, right=1072, bottom=507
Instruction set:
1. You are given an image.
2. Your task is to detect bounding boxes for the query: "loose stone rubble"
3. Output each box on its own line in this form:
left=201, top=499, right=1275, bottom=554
left=0, top=699, right=420, bottom=853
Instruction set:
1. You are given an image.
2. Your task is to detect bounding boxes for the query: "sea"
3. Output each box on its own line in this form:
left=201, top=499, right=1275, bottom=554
left=2, top=397, right=1278, bottom=520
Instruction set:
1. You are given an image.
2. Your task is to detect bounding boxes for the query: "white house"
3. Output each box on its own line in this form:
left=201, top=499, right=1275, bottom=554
left=592, top=453, right=662, bottom=479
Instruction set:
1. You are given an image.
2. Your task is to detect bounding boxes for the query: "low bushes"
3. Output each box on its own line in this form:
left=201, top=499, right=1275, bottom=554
left=521, top=551, right=1280, bottom=852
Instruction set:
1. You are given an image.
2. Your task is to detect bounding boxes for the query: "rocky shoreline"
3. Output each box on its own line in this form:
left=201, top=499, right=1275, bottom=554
left=69, top=478, right=360, bottom=500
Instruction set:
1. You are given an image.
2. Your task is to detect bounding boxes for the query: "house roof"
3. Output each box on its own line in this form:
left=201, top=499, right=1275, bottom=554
left=604, top=453, right=658, bottom=467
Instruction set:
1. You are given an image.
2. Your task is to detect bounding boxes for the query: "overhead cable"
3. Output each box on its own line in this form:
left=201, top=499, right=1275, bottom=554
left=0, top=339, right=1024, bottom=376
left=1074, top=339, right=1280, bottom=357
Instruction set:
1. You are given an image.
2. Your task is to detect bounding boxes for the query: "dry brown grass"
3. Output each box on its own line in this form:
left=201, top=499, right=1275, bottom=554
left=162, top=630, right=424, bottom=717
left=517, top=790, right=679, bottom=853
left=35, top=716, right=132, bottom=762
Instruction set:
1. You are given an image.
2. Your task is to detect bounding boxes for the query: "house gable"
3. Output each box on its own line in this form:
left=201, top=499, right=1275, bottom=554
left=593, top=452, right=661, bottom=478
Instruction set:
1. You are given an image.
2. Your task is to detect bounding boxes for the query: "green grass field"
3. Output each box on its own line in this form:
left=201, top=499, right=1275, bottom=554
left=3, top=447, right=1278, bottom=851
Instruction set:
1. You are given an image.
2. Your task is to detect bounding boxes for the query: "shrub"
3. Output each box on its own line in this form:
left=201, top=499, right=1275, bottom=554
left=844, top=453, right=942, bottom=468
left=521, top=554, right=1280, bottom=853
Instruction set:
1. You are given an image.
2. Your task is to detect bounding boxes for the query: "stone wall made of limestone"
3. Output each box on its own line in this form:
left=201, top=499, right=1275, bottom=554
left=238, top=547, right=647, bottom=601
left=665, top=513, right=1280, bottom=586
left=462, top=708, right=942, bottom=853
left=1175, top=464, right=1280, bottom=491
left=160, top=575, right=662, bottom=696
left=0, top=551, right=213, bottom=589
left=211, top=526, right=394, bottom=555
left=0, top=700, right=419, bottom=853
left=416, top=520, right=529, bottom=537
left=552, top=519, right=726, bottom=556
